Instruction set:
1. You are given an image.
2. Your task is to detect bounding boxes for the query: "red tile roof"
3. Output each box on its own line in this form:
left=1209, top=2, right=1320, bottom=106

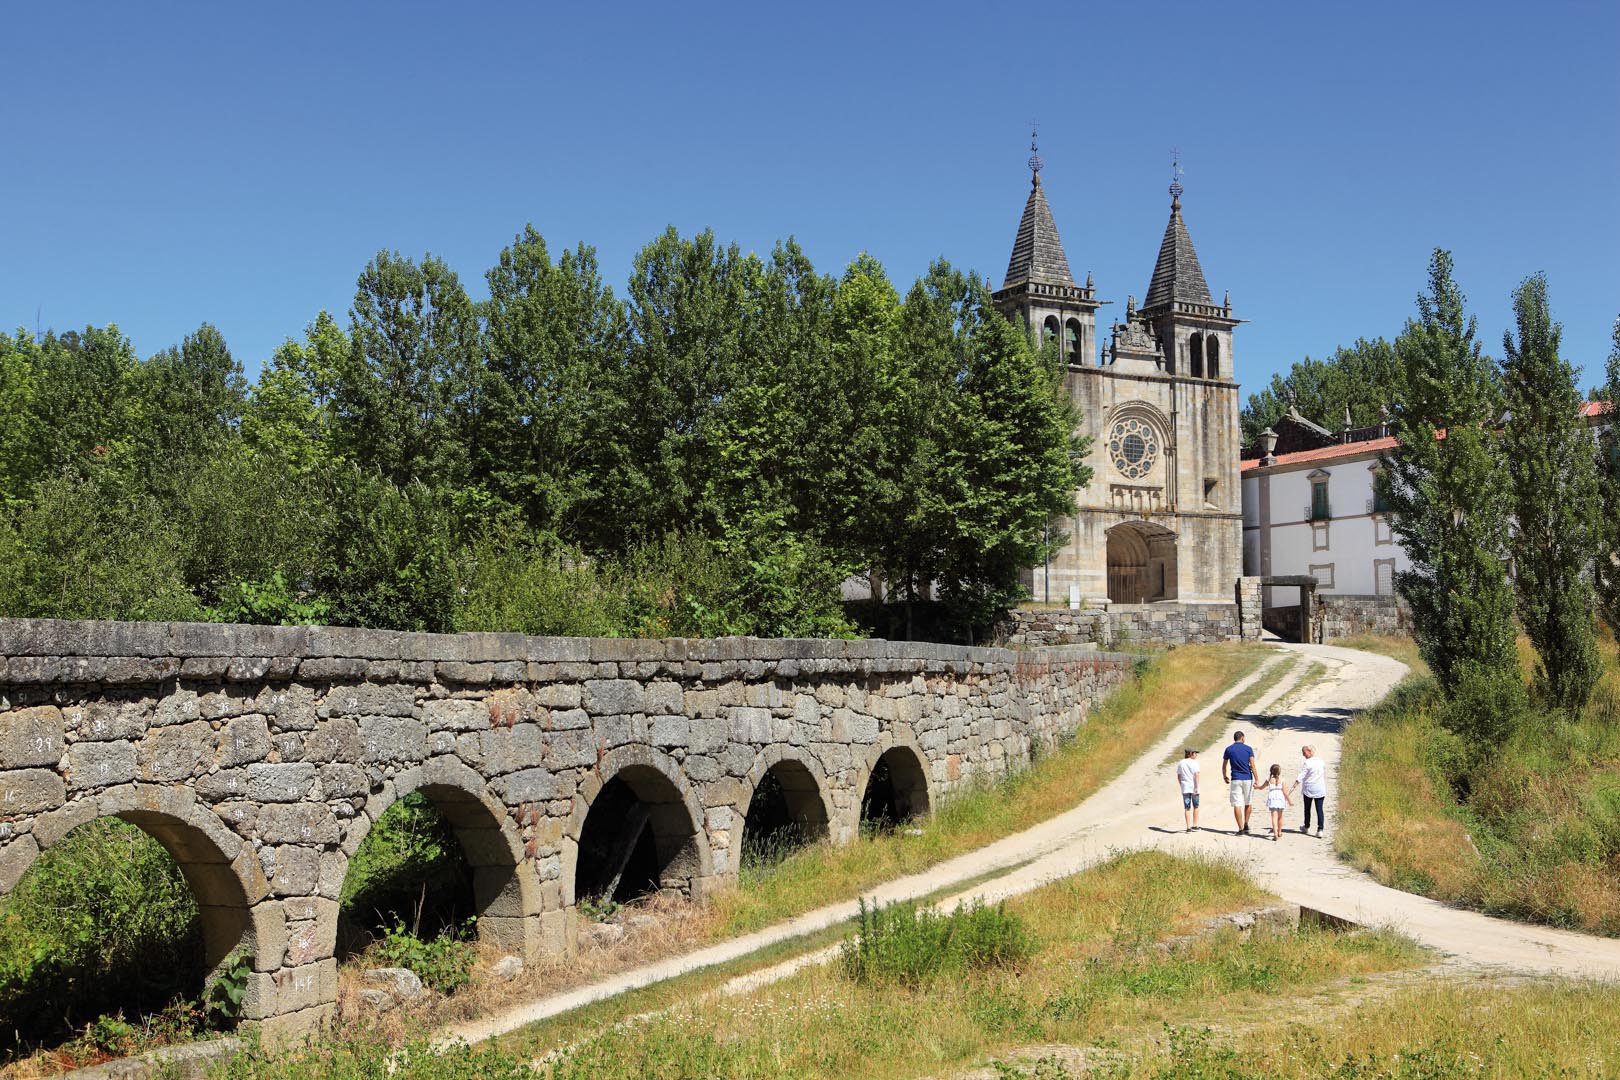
left=1242, top=402, right=1612, bottom=474
left=1240, top=435, right=1399, bottom=472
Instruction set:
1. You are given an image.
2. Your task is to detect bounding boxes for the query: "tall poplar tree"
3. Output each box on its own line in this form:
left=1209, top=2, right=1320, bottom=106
left=1378, top=250, right=1519, bottom=710
left=1597, top=317, right=1620, bottom=632
left=1502, top=274, right=1602, bottom=711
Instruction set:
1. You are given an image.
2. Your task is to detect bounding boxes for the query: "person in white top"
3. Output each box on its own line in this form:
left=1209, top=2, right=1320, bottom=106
left=1292, top=744, right=1327, bottom=836
left=1175, top=748, right=1201, bottom=831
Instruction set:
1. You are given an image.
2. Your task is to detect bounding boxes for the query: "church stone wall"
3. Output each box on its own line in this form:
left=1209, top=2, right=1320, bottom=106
left=0, top=619, right=1131, bottom=1039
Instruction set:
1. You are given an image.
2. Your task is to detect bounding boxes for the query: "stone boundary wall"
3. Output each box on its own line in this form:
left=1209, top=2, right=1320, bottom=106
left=998, top=579, right=1266, bottom=649
left=0, top=619, right=1134, bottom=1039
left=1314, top=594, right=1411, bottom=642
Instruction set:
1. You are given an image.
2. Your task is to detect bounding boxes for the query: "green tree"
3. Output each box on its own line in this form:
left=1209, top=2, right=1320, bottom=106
left=0, top=331, right=39, bottom=508
left=929, top=269, right=1089, bottom=631
left=1501, top=273, right=1602, bottom=711
left=242, top=311, right=346, bottom=475
left=1, top=327, right=139, bottom=494
left=1596, top=316, right=1620, bottom=632
left=335, top=251, right=479, bottom=491
left=1378, top=250, right=1520, bottom=713
left=1241, top=338, right=1401, bottom=442
left=479, top=226, right=627, bottom=538
left=129, top=323, right=247, bottom=499
left=870, top=262, right=1087, bottom=638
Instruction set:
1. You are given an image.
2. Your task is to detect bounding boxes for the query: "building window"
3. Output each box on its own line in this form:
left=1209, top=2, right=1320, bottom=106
left=1188, top=332, right=1204, bottom=379
left=1205, top=336, right=1220, bottom=379
left=1309, top=563, right=1336, bottom=590
left=1309, top=477, right=1331, bottom=521
left=1203, top=477, right=1218, bottom=507
left=1374, top=558, right=1396, bottom=596
left=1312, top=522, right=1330, bottom=551
left=1375, top=517, right=1394, bottom=545
left=1042, top=315, right=1059, bottom=347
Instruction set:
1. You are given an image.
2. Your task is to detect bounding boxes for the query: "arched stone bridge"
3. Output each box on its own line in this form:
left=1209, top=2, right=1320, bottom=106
left=0, top=620, right=1131, bottom=1038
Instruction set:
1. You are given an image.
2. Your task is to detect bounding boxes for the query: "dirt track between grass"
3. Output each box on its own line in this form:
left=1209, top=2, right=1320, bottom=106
left=445, top=641, right=1620, bottom=1048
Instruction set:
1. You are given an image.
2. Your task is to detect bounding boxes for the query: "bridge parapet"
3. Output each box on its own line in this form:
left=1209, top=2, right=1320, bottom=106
left=0, top=619, right=1133, bottom=1039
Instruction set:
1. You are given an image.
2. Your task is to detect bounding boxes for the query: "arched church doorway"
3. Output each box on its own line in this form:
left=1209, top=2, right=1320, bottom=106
left=1106, top=521, right=1179, bottom=604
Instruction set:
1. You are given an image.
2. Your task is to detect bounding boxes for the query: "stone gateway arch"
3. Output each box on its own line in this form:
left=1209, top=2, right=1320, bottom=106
left=0, top=620, right=1130, bottom=1039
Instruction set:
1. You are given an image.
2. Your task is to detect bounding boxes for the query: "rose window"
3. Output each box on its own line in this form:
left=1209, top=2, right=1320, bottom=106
left=1108, top=418, right=1160, bottom=480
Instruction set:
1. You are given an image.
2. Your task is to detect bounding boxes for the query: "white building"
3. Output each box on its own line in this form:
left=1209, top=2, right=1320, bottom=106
left=1242, top=402, right=1612, bottom=606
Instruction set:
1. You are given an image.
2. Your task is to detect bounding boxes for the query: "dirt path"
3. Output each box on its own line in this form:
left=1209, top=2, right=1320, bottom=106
left=446, top=642, right=1620, bottom=1048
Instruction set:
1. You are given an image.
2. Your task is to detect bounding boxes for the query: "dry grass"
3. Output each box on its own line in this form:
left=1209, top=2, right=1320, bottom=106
left=1063, top=978, right=1620, bottom=1079
left=1332, top=633, right=1427, bottom=673
left=505, top=850, right=1422, bottom=1080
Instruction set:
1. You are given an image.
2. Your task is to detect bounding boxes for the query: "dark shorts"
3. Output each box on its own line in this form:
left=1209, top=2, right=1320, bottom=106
left=1182, top=792, right=1200, bottom=809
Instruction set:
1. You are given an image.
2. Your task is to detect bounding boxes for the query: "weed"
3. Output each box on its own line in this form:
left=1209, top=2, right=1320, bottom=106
left=839, top=897, right=1032, bottom=986
left=374, top=919, right=478, bottom=994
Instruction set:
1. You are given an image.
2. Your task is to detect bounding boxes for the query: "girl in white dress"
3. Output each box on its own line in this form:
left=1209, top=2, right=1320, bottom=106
left=1254, top=763, right=1292, bottom=841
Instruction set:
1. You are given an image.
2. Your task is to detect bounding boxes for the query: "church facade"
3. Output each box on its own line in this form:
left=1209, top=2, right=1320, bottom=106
left=994, top=162, right=1244, bottom=606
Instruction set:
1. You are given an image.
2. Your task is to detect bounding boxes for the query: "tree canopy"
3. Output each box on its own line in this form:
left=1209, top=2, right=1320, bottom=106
left=0, top=225, right=1086, bottom=641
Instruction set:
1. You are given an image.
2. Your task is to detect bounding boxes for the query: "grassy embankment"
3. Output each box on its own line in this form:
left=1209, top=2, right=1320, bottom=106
left=211, top=850, right=1620, bottom=1079
left=1336, top=627, right=1620, bottom=934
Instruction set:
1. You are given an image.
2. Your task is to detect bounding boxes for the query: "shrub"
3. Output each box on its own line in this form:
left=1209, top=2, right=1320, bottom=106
left=373, top=921, right=477, bottom=995
left=839, top=898, right=1032, bottom=987
left=0, top=471, right=201, bottom=621
left=1439, top=660, right=1528, bottom=749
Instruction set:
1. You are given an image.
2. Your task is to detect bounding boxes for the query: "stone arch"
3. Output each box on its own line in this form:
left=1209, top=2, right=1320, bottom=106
left=342, top=757, right=539, bottom=957
left=1188, top=332, right=1205, bottom=379
left=736, top=748, right=834, bottom=867
left=563, top=746, right=712, bottom=906
left=850, top=726, right=934, bottom=835
left=1042, top=315, right=1060, bottom=346
left=1107, top=520, right=1179, bottom=604
left=1063, top=318, right=1082, bottom=363
left=1205, top=335, right=1220, bottom=379
left=10, top=786, right=267, bottom=977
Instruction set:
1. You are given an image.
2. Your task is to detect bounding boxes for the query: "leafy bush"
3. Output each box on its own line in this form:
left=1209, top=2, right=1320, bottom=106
left=205, top=571, right=332, bottom=626
left=453, top=533, right=622, bottom=637
left=1439, top=660, right=1528, bottom=749
left=0, top=818, right=203, bottom=1054
left=839, top=898, right=1032, bottom=987
left=373, top=920, right=477, bottom=994
left=0, top=471, right=202, bottom=621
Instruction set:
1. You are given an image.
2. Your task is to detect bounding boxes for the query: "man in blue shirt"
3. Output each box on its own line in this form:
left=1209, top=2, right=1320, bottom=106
left=1221, top=730, right=1258, bottom=834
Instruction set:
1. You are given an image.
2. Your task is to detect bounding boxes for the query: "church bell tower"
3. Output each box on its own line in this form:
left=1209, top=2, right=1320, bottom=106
left=990, top=131, right=1104, bottom=365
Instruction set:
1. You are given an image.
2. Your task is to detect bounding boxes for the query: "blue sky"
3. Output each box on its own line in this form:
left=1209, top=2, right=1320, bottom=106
left=4, top=1, right=1617, bottom=396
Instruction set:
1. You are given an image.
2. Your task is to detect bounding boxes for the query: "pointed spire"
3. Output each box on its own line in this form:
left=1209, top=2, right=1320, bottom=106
left=1143, top=165, right=1212, bottom=311
left=1002, top=135, right=1074, bottom=289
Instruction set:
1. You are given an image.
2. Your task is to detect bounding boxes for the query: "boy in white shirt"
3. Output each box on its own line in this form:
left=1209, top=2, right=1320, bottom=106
left=1176, top=748, right=1201, bottom=831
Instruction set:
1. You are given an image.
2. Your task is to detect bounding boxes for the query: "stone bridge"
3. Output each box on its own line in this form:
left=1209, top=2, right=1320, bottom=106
left=0, top=620, right=1132, bottom=1038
